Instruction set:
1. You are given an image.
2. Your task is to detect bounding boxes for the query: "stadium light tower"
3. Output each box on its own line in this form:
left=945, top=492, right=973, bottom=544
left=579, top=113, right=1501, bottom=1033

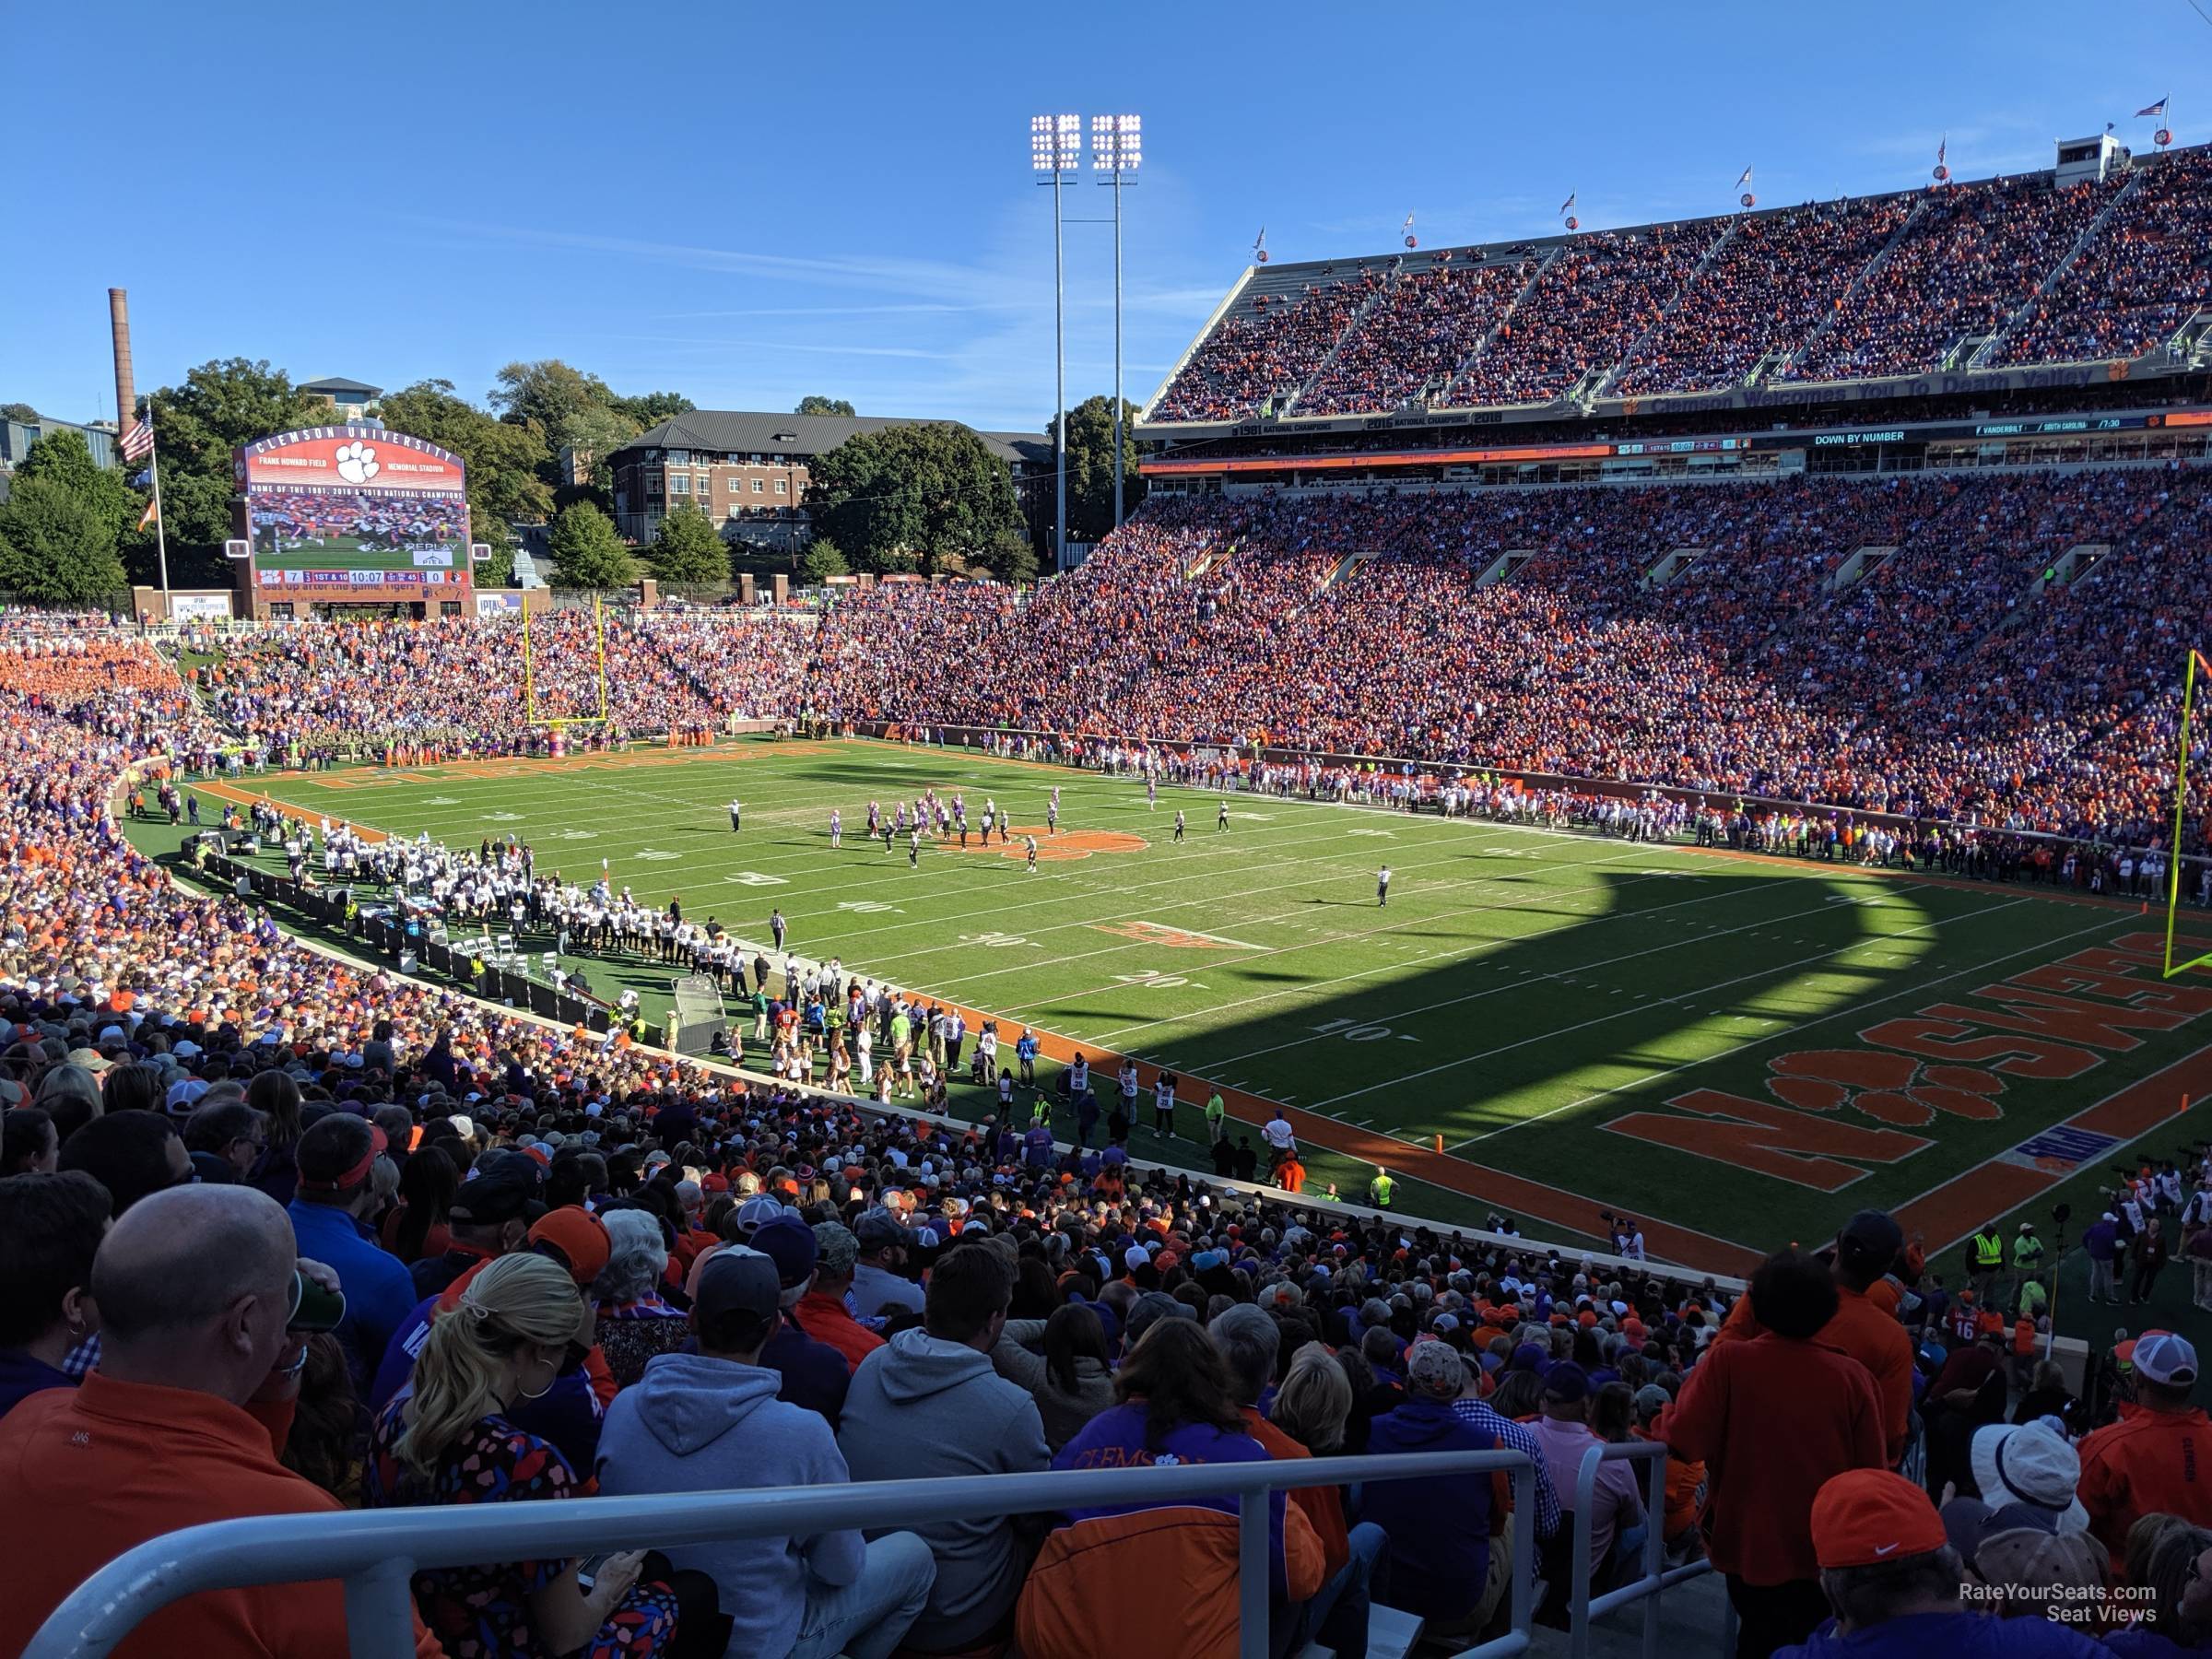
left=1032, top=113, right=1081, bottom=571
left=1091, top=114, right=1141, bottom=534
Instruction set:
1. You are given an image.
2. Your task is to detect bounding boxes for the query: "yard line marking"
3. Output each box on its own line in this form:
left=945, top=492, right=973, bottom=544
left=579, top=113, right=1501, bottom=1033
left=1072, top=866, right=1877, bottom=1052
left=971, top=846, right=1694, bottom=1014
left=902, top=845, right=1678, bottom=991
left=1447, top=903, right=2122, bottom=1148
left=1182, top=888, right=1925, bottom=1075
left=1323, top=894, right=2033, bottom=1116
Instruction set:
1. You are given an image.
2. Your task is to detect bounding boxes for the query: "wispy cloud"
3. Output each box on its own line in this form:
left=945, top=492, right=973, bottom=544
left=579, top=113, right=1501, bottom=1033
left=646, top=302, right=1005, bottom=320
left=391, top=215, right=1011, bottom=305
left=597, top=334, right=960, bottom=360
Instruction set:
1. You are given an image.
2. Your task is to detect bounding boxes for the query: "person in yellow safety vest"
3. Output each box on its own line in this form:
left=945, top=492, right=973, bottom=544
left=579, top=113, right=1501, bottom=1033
left=1369, top=1168, right=1395, bottom=1209
left=1970, top=1226, right=2006, bottom=1303
left=2010, top=1222, right=2046, bottom=1306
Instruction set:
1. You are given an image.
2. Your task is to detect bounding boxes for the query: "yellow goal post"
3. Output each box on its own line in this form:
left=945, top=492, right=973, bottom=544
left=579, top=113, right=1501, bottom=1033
left=521, top=593, right=611, bottom=729
left=2166, top=647, right=2212, bottom=976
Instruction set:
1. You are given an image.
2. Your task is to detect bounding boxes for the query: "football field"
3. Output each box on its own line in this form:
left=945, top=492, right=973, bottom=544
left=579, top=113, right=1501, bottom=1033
left=170, top=736, right=2212, bottom=1286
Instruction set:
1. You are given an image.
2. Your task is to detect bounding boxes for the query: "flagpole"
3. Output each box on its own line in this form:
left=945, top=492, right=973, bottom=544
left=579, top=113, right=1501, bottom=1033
left=148, top=437, right=170, bottom=596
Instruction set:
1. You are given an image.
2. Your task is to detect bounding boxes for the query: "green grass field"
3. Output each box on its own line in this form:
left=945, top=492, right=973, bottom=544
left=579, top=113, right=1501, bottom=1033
left=138, top=736, right=2212, bottom=1329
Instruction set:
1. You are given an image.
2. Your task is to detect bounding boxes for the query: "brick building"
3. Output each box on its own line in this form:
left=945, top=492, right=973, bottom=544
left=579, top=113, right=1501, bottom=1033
left=607, top=410, right=1049, bottom=550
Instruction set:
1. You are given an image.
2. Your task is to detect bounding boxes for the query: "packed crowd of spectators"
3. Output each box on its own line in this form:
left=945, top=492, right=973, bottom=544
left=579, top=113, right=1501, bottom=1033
left=801, top=468, right=2207, bottom=849
left=1445, top=225, right=1715, bottom=407
left=1617, top=195, right=1912, bottom=394
left=1296, top=253, right=1537, bottom=415
left=195, top=610, right=810, bottom=759
left=1148, top=265, right=1387, bottom=423
left=157, top=459, right=2197, bottom=860
left=1999, top=148, right=2212, bottom=368
left=1145, top=149, right=2212, bottom=421
left=1786, top=173, right=2119, bottom=382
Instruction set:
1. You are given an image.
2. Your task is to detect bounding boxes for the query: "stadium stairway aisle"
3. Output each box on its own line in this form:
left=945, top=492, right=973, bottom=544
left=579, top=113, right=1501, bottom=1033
left=1535, top=1569, right=1730, bottom=1658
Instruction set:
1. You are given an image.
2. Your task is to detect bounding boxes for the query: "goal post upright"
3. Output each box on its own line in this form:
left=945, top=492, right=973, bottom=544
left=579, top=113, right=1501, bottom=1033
left=2169, top=647, right=2212, bottom=978
left=594, top=592, right=609, bottom=724
left=522, top=599, right=537, bottom=728
left=517, top=595, right=612, bottom=733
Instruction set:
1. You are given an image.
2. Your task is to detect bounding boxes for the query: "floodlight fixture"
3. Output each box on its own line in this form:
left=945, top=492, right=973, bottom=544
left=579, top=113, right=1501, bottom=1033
left=1091, top=113, right=1142, bottom=172
left=1031, top=112, right=1080, bottom=173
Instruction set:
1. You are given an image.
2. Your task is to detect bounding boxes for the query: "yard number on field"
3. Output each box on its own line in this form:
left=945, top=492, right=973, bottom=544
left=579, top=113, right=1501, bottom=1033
left=1112, top=969, right=1208, bottom=991
left=1311, top=1017, right=1418, bottom=1043
left=724, top=870, right=788, bottom=886
left=959, top=931, right=1034, bottom=948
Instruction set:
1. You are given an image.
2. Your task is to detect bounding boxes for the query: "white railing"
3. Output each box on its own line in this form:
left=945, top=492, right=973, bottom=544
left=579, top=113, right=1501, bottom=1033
left=23, top=1453, right=1545, bottom=1659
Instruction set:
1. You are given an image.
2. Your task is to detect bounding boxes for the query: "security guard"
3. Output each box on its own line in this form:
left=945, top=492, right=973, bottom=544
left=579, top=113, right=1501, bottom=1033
left=1369, top=1167, right=1395, bottom=1210
left=1970, top=1224, right=2006, bottom=1304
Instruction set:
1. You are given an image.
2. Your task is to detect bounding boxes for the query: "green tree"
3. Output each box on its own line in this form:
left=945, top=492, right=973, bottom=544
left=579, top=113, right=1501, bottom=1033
left=649, top=503, right=730, bottom=584
left=611, top=390, right=695, bottom=429
left=546, top=501, right=638, bottom=590
left=376, top=379, right=556, bottom=588
left=0, top=402, right=39, bottom=422
left=0, top=473, right=129, bottom=605
left=974, top=526, right=1039, bottom=585
left=800, top=536, right=849, bottom=583
left=1048, top=395, right=1147, bottom=545
left=137, top=359, right=335, bottom=582
left=490, top=360, right=675, bottom=491
left=16, top=429, right=139, bottom=546
left=804, top=422, right=1022, bottom=575
left=796, top=395, right=856, bottom=418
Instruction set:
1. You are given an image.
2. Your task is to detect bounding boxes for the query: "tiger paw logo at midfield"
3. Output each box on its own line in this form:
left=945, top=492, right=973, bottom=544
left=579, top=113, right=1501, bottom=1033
left=334, top=441, right=380, bottom=484
left=946, top=826, right=1147, bottom=863
left=1763, top=1050, right=2006, bottom=1127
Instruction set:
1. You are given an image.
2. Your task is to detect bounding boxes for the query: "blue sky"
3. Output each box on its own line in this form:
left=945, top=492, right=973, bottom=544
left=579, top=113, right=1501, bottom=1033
left=6, top=2, right=2206, bottom=434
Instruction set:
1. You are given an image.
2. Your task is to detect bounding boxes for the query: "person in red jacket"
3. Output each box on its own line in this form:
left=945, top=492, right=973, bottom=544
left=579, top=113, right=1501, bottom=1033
left=788, top=1220, right=886, bottom=1374
left=2078, top=1330, right=2212, bottom=1555
left=0, top=1183, right=444, bottom=1659
left=1658, top=1248, right=1886, bottom=1659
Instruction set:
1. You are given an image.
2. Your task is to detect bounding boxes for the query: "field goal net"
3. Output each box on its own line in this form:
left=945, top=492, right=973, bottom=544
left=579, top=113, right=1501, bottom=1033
left=2167, top=648, right=2212, bottom=977
left=667, top=973, right=727, bottom=1055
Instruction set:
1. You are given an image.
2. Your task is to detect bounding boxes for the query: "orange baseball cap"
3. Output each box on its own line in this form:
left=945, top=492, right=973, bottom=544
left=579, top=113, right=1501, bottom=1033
left=529, top=1207, right=611, bottom=1288
left=1809, top=1470, right=1947, bottom=1570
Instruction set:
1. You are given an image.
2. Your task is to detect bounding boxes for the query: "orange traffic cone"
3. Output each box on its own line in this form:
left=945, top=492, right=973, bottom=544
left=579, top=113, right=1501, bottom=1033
left=1435, top=1133, right=1444, bottom=1154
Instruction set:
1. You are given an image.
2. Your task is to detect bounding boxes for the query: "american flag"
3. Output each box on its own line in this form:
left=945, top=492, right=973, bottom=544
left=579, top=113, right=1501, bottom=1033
left=120, top=412, right=155, bottom=464
left=1735, top=165, right=1753, bottom=189
left=1559, top=192, right=1576, bottom=215
left=1936, top=135, right=1947, bottom=166
left=2138, top=97, right=2170, bottom=118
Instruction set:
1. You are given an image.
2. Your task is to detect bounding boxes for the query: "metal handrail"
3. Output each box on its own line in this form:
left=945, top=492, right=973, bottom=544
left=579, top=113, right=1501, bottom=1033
left=22, top=1449, right=1539, bottom=1659
left=1565, top=1439, right=1731, bottom=1659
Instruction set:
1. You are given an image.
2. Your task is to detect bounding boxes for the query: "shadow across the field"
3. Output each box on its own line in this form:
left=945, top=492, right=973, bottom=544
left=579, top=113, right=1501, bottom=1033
left=1011, top=863, right=1966, bottom=1168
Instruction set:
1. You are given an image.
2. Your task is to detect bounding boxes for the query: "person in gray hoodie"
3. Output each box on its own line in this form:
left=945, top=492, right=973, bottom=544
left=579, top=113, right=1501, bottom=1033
left=992, top=1301, right=1117, bottom=1453
left=839, top=1240, right=1052, bottom=1653
left=594, top=1247, right=935, bottom=1659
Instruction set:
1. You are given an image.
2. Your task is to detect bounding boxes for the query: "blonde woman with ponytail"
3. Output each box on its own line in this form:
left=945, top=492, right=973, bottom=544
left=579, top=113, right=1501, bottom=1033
left=364, top=1253, right=685, bottom=1658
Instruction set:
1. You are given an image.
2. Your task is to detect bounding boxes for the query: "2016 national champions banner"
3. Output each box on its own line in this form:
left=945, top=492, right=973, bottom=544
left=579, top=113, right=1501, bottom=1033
left=233, top=426, right=474, bottom=603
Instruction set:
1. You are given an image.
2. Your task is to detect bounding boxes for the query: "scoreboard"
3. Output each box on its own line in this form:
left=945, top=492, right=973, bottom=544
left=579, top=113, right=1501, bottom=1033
left=232, top=426, right=475, bottom=611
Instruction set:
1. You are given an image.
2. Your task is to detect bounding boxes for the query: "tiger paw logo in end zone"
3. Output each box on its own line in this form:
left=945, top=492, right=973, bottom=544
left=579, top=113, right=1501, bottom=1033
left=335, top=441, right=379, bottom=484
left=1762, top=1049, right=2006, bottom=1127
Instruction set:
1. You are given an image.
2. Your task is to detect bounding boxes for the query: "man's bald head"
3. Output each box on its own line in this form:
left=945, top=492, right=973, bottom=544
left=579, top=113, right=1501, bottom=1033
left=93, top=1183, right=295, bottom=1345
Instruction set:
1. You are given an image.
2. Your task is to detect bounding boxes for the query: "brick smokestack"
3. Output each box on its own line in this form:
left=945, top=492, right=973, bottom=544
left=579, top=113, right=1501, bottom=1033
left=109, top=288, right=137, bottom=441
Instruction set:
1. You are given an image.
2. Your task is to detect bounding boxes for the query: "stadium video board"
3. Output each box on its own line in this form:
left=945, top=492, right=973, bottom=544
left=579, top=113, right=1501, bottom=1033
left=232, top=427, right=473, bottom=607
